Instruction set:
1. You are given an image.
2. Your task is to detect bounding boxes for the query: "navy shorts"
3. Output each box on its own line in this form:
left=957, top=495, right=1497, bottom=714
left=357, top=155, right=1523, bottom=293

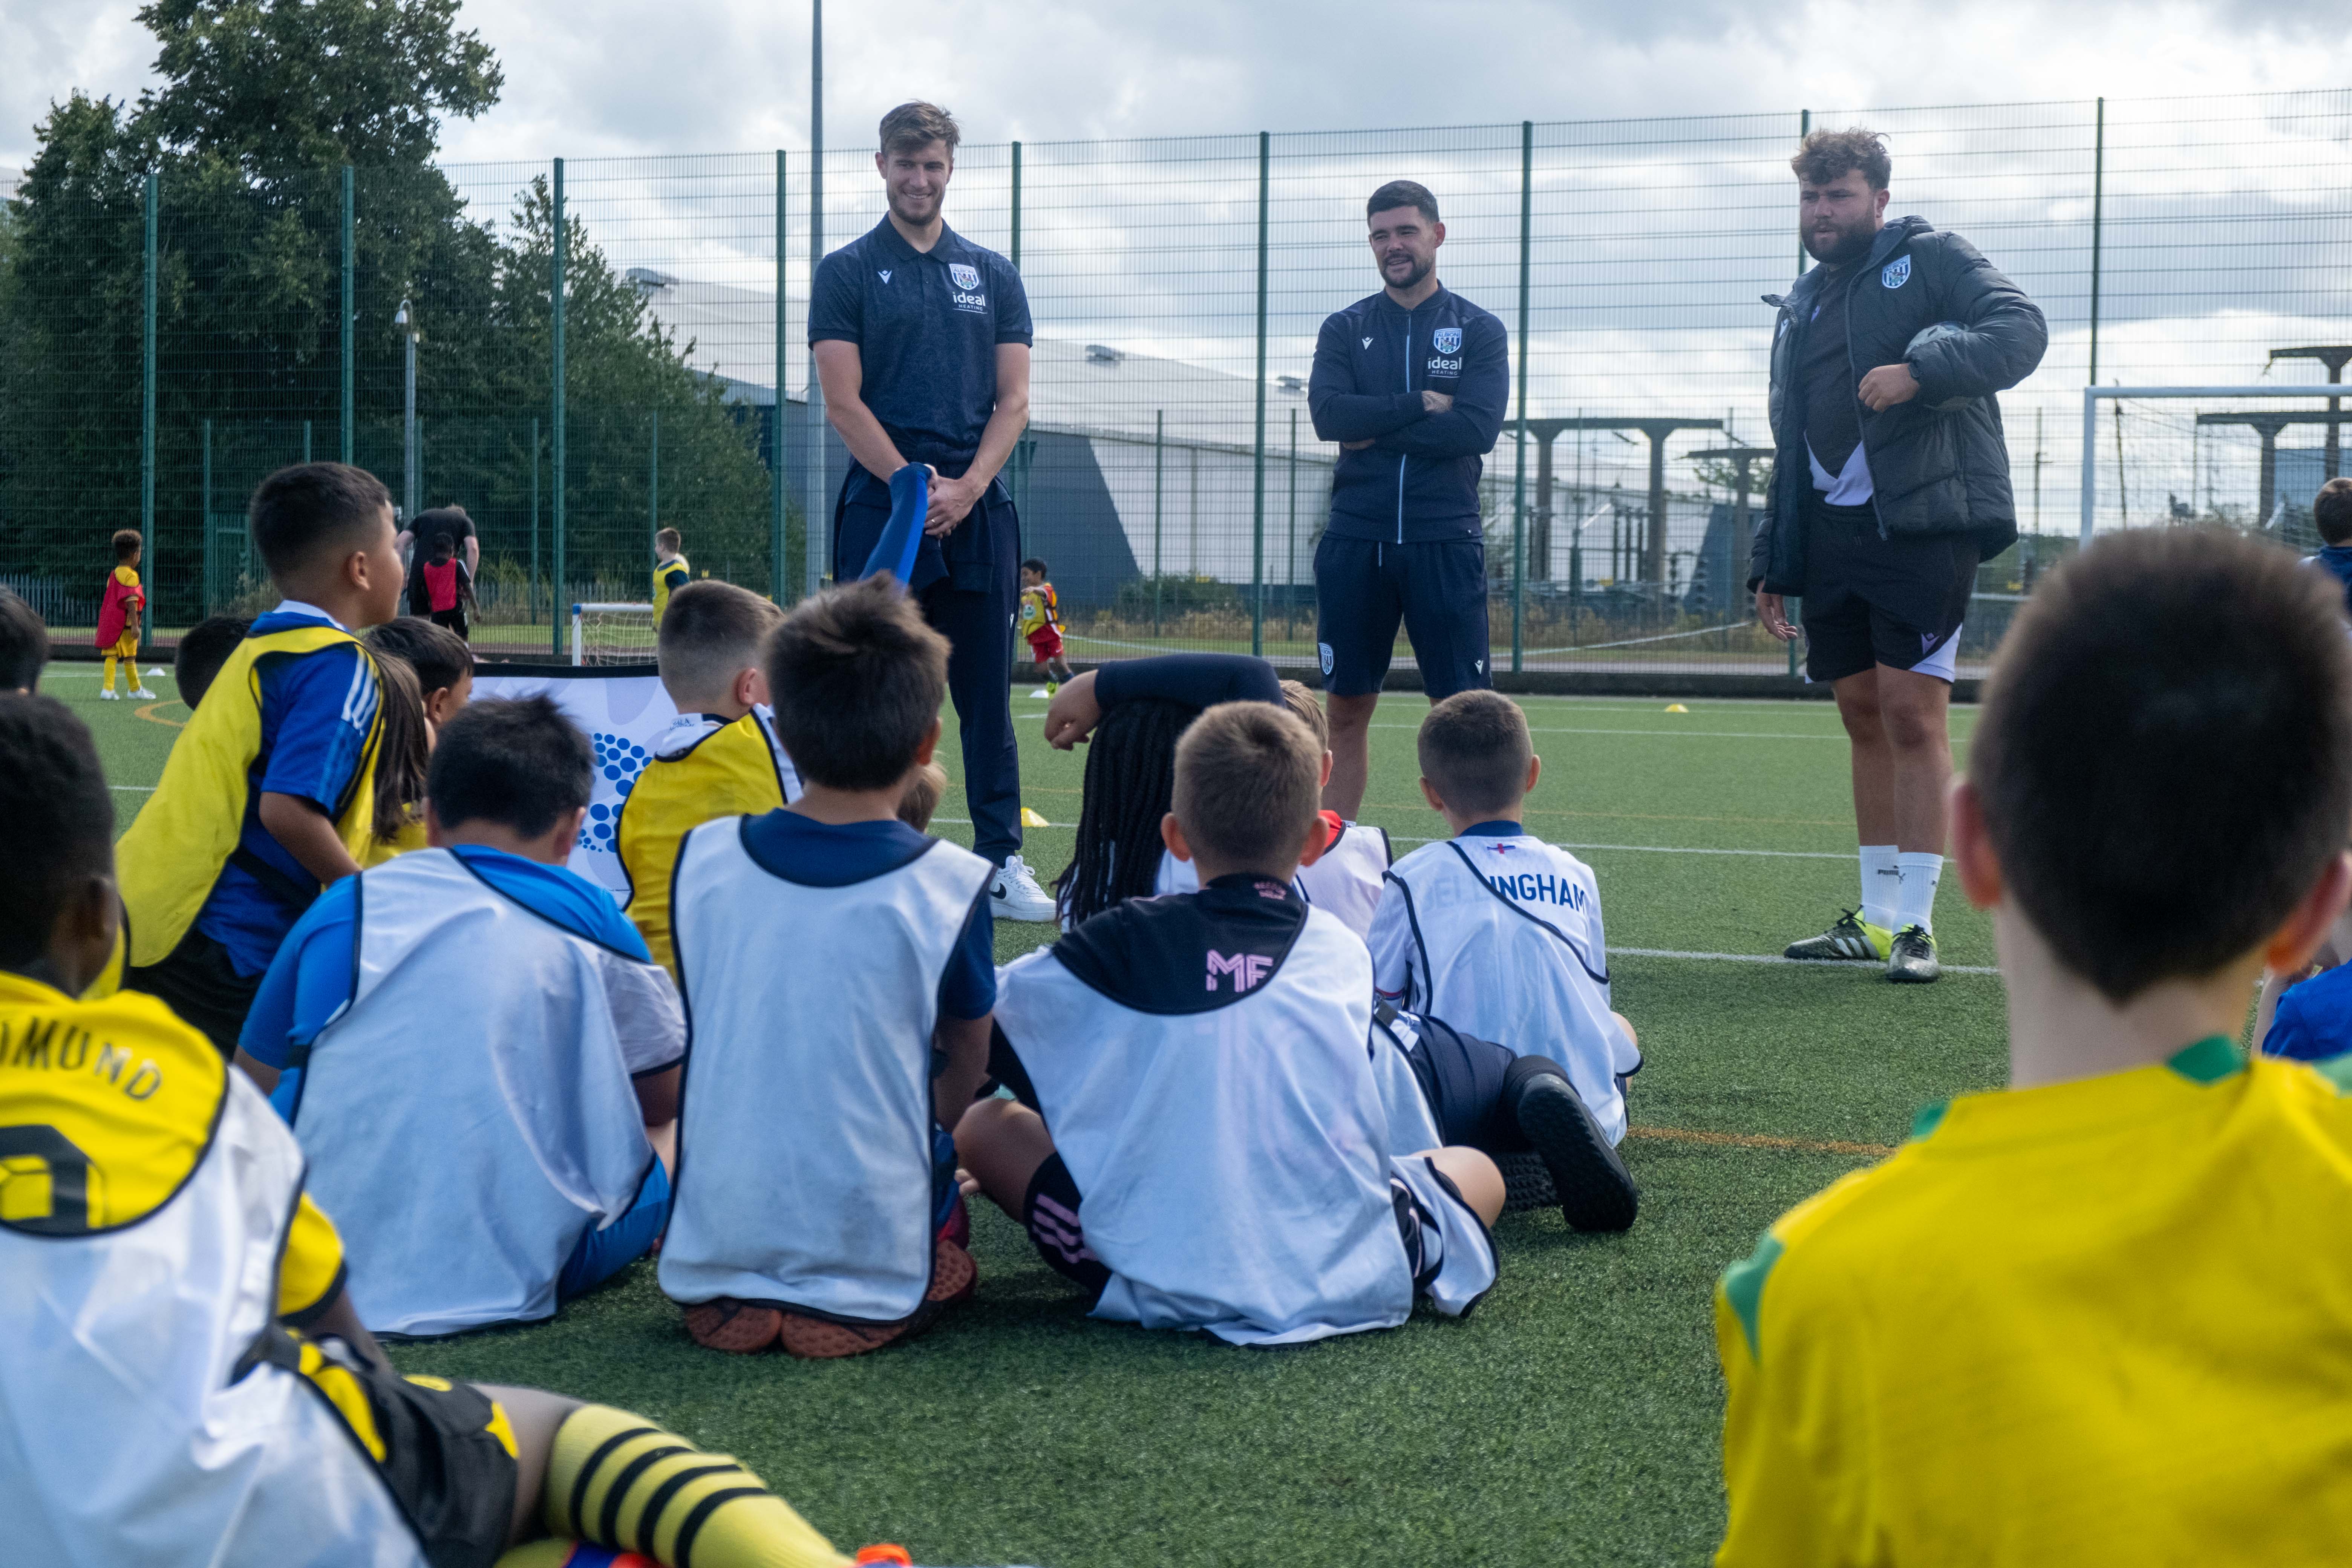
left=1023, top=1153, right=1112, bottom=1305
left=1313, top=534, right=1493, bottom=700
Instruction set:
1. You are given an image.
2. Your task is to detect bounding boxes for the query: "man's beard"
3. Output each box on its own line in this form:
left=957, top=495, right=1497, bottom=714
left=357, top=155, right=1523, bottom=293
left=1382, top=251, right=1433, bottom=290
left=1803, top=216, right=1875, bottom=266
left=890, top=188, right=940, bottom=226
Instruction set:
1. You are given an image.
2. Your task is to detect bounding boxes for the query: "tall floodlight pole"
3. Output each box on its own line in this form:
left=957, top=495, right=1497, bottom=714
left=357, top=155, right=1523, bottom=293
left=802, top=0, right=827, bottom=599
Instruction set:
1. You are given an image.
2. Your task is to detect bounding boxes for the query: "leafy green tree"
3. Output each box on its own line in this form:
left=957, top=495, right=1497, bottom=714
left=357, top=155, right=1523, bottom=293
left=0, top=0, right=779, bottom=622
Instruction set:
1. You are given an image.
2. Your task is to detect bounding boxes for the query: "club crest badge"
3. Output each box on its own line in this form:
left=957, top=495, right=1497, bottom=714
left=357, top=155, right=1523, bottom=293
left=1432, top=327, right=1462, bottom=355
left=1881, top=256, right=1911, bottom=289
left=949, top=263, right=981, bottom=291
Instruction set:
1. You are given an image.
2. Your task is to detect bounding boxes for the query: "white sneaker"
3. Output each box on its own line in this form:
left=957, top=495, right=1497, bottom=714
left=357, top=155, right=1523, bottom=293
left=131, top=687, right=158, bottom=700
left=98, top=689, right=119, bottom=701
left=990, top=853, right=1058, bottom=923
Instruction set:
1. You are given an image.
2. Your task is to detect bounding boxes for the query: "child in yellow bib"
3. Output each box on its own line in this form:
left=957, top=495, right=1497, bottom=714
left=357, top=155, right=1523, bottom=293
left=619, top=580, right=801, bottom=977
left=651, top=525, right=691, bottom=624
left=1715, top=529, right=2352, bottom=1566
left=0, top=692, right=881, bottom=1568
left=116, top=465, right=404, bottom=1056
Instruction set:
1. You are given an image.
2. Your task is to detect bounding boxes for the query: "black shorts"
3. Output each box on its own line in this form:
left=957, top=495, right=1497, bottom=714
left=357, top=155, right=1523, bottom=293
left=1313, top=534, right=1493, bottom=700
left=122, top=924, right=261, bottom=1060
left=1799, top=495, right=1976, bottom=685
left=262, top=1328, right=518, bottom=1568
left=430, top=606, right=470, bottom=641
left=1023, top=1153, right=1113, bottom=1305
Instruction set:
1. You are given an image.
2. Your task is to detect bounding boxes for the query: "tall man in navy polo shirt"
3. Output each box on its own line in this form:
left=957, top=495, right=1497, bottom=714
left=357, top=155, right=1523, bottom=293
left=810, top=100, right=1054, bottom=921
left=1309, top=180, right=1510, bottom=819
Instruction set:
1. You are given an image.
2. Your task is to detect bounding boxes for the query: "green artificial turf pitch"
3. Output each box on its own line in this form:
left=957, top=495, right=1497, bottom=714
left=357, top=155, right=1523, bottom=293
left=70, top=665, right=2009, bottom=1567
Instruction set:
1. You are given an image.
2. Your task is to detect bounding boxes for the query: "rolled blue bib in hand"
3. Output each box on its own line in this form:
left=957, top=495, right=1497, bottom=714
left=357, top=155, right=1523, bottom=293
left=861, top=462, right=930, bottom=587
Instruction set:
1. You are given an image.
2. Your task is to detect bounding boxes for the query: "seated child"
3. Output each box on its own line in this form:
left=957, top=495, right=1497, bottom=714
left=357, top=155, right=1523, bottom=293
left=356, top=650, right=432, bottom=865
left=1366, top=689, right=1642, bottom=1230
left=172, top=613, right=251, bottom=710
left=2308, top=474, right=2352, bottom=617
left=1047, top=655, right=1389, bottom=936
left=0, top=586, right=48, bottom=692
left=366, top=613, right=475, bottom=725
left=119, top=462, right=403, bottom=1057
left=1017, top=556, right=1075, bottom=687
left=236, top=696, right=684, bottom=1337
left=899, top=759, right=950, bottom=833
left=618, top=579, right=802, bottom=977
left=1716, top=526, right=2352, bottom=1564
left=1156, top=681, right=1390, bottom=935
left=660, top=576, right=994, bottom=1359
left=0, top=694, right=858, bottom=1568
left=96, top=527, right=155, bottom=700
left=964, top=700, right=1504, bottom=1345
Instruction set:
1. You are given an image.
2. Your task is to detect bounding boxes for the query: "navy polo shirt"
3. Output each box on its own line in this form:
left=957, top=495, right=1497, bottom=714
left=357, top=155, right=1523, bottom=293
left=809, top=218, right=1032, bottom=472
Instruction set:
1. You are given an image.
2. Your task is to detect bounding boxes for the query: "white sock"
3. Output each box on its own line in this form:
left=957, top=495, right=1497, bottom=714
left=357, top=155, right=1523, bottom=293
left=1896, top=852, right=1943, bottom=934
left=1860, top=845, right=1899, bottom=931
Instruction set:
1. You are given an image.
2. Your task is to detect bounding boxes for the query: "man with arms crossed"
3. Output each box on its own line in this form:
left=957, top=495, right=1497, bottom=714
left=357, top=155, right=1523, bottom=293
left=1309, top=180, right=1509, bottom=819
left=812, top=100, right=1054, bottom=921
left=1754, top=128, right=2045, bottom=983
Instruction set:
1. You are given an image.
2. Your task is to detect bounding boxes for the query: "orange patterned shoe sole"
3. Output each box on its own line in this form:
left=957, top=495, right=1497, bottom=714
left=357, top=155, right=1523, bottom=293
left=776, top=1239, right=978, bottom=1360
left=683, top=1297, right=783, bottom=1354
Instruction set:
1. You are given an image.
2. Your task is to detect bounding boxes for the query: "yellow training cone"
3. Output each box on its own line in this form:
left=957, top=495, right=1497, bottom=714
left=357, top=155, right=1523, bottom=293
left=1664, top=703, right=1690, bottom=713
left=1020, top=807, right=1052, bottom=827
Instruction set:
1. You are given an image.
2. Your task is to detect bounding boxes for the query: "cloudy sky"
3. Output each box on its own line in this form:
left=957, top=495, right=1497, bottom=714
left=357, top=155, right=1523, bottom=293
left=6, top=0, right=2348, bottom=538
left=4, top=0, right=2350, bottom=167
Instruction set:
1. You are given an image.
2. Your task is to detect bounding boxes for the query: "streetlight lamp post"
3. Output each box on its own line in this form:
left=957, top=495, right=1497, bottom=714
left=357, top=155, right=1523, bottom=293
left=395, top=299, right=419, bottom=526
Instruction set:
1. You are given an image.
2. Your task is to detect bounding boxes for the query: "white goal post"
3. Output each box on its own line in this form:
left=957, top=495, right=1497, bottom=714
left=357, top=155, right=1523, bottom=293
left=569, top=602, right=657, bottom=666
left=2080, top=384, right=2347, bottom=544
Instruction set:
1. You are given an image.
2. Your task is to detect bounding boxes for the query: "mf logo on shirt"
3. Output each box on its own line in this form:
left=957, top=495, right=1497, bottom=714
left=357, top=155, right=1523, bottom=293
left=1206, top=950, right=1274, bottom=994
left=1432, top=327, right=1462, bottom=354
left=1882, top=256, right=1911, bottom=289
left=949, top=263, right=981, bottom=290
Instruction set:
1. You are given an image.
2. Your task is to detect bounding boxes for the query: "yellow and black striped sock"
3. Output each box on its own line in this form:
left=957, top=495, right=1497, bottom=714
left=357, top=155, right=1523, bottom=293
left=543, top=1404, right=849, bottom=1568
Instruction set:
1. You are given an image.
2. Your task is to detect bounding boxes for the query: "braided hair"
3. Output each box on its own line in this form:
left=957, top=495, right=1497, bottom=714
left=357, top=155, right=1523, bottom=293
left=1056, top=697, right=1196, bottom=927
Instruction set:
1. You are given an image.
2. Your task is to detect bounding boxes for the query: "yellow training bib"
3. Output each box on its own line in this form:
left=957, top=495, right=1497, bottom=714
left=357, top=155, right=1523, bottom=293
left=115, top=626, right=384, bottom=967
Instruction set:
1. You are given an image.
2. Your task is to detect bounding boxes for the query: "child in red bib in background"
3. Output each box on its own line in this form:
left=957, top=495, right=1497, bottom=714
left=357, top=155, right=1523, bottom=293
left=96, top=528, right=153, bottom=700
left=416, top=531, right=475, bottom=643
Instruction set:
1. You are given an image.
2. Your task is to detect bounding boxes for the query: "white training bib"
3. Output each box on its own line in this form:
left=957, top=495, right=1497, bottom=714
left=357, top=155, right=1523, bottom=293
left=1154, top=821, right=1387, bottom=940
left=291, top=849, right=666, bottom=1336
left=0, top=1074, right=427, bottom=1567
left=996, top=901, right=1493, bottom=1344
left=660, top=819, right=992, bottom=1323
left=1294, top=819, right=1392, bottom=940
left=1373, top=835, right=1639, bottom=1143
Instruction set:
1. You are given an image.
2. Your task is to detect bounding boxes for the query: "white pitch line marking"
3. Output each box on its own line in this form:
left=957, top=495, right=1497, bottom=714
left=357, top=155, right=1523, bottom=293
left=1386, top=837, right=1850, bottom=859
left=1611, top=946, right=1997, bottom=975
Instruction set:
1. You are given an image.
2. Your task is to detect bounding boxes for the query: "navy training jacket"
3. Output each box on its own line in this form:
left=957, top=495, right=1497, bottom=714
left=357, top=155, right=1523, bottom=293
left=1309, top=285, right=1509, bottom=543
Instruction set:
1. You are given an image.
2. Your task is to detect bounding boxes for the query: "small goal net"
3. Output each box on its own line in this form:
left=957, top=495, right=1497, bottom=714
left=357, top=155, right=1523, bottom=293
left=2080, top=384, right=2350, bottom=549
left=570, top=602, right=658, bottom=666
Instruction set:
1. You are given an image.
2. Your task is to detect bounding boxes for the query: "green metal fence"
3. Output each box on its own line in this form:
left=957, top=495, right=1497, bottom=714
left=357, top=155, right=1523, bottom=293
left=5, top=89, right=2350, bottom=673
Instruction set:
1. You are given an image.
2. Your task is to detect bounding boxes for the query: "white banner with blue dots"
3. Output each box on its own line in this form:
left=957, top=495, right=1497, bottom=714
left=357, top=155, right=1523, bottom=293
left=469, top=667, right=678, bottom=901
